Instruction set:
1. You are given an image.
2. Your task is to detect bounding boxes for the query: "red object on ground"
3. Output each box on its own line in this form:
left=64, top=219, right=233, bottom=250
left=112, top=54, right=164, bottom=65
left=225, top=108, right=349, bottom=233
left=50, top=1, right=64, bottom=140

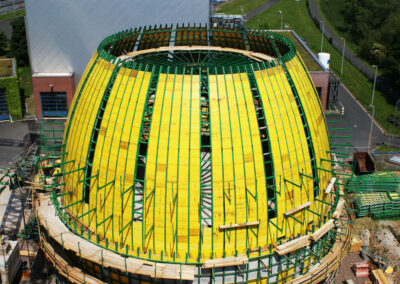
left=352, top=262, right=370, bottom=277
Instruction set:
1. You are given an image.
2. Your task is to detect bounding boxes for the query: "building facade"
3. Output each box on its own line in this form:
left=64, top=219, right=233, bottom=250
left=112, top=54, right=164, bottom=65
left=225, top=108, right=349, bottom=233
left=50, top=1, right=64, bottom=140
left=25, top=0, right=209, bottom=118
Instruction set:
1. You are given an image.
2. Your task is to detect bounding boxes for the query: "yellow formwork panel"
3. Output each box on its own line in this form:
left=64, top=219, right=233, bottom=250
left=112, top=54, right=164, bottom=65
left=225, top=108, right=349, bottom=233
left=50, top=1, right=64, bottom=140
left=289, top=60, right=331, bottom=172
left=239, top=73, right=269, bottom=248
left=63, top=58, right=114, bottom=222
left=89, top=68, right=151, bottom=246
left=178, top=74, right=201, bottom=260
left=286, top=55, right=332, bottom=216
left=143, top=72, right=169, bottom=253
left=208, top=74, right=222, bottom=258
left=255, top=67, right=310, bottom=239
left=143, top=73, right=201, bottom=261
left=254, top=69, right=284, bottom=244
left=63, top=56, right=106, bottom=206
left=270, top=66, right=316, bottom=230
left=231, top=73, right=268, bottom=249
left=219, top=73, right=246, bottom=257
left=208, top=72, right=268, bottom=258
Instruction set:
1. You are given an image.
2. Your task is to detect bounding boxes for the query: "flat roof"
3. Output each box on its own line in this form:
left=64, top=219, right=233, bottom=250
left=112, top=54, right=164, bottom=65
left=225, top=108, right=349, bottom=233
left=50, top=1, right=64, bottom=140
left=32, top=72, right=74, bottom=77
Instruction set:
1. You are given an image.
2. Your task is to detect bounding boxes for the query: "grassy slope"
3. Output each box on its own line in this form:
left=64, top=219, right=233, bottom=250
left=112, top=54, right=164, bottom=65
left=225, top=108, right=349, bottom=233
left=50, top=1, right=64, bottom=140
left=277, top=32, right=321, bottom=71
left=247, top=0, right=400, bottom=135
left=317, top=0, right=378, bottom=73
left=0, top=9, right=25, bottom=22
left=216, top=0, right=270, bottom=15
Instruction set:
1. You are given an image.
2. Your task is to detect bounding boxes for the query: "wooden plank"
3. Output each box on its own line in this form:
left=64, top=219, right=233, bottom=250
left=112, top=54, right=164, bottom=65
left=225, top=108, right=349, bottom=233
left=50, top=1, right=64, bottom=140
left=310, top=219, right=335, bottom=242
left=35, top=193, right=196, bottom=281
left=20, top=250, right=38, bottom=257
left=284, top=201, right=312, bottom=217
left=202, top=256, right=248, bottom=268
left=219, top=220, right=260, bottom=230
left=325, top=177, right=337, bottom=194
left=123, top=45, right=275, bottom=63
left=332, top=198, right=345, bottom=219
left=371, top=269, right=390, bottom=284
left=275, top=235, right=310, bottom=255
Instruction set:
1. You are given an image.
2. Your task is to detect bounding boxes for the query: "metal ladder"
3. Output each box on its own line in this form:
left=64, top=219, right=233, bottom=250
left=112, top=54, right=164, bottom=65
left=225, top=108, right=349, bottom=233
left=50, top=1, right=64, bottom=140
left=199, top=68, right=213, bottom=228
left=243, top=64, right=277, bottom=219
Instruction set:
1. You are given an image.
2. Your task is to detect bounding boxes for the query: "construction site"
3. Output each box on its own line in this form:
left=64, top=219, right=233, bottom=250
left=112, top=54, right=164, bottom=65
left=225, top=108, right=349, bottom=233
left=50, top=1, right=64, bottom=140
left=0, top=24, right=399, bottom=284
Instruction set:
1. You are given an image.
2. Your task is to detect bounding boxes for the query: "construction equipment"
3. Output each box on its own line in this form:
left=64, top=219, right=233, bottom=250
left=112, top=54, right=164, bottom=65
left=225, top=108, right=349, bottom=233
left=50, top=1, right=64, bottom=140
left=345, top=171, right=400, bottom=193
left=353, top=152, right=375, bottom=175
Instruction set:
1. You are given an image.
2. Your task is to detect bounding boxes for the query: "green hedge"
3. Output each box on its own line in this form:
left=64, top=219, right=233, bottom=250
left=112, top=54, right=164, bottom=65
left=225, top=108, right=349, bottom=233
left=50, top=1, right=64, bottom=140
left=0, top=75, right=22, bottom=120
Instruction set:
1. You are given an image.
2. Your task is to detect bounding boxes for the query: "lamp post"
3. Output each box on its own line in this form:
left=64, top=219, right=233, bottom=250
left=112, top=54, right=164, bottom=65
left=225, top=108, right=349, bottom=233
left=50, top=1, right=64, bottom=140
left=240, top=5, right=244, bottom=26
left=320, top=20, right=324, bottom=52
left=340, top=37, right=345, bottom=75
left=368, top=65, right=378, bottom=152
left=278, top=10, right=283, bottom=30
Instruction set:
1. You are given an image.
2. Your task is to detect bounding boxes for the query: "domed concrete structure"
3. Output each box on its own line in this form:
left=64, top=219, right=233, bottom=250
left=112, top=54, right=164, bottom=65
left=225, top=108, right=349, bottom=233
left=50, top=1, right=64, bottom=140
left=36, top=25, right=351, bottom=283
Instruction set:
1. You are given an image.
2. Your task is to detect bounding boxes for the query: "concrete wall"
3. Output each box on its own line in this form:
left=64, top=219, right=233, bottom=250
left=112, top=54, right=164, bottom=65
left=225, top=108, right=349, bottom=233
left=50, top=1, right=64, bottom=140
left=25, top=0, right=209, bottom=85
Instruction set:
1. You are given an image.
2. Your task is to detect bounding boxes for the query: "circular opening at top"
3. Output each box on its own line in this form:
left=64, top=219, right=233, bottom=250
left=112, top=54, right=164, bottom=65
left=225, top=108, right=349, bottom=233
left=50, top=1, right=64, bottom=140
left=98, top=26, right=296, bottom=68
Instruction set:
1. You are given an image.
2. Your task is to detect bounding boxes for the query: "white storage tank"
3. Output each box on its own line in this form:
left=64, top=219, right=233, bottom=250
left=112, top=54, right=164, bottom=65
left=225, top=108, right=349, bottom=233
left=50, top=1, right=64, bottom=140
left=318, top=52, right=330, bottom=69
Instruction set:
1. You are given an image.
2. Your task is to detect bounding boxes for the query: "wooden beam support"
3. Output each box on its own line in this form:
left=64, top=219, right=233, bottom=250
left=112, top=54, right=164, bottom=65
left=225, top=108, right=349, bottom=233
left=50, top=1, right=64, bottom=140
left=310, top=219, right=335, bottom=242
left=325, top=177, right=337, bottom=194
left=284, top=201, right=312, bottom=217
left=202, top=256, right=248, bottom=268
left=219, top=221, right=259, bottom=230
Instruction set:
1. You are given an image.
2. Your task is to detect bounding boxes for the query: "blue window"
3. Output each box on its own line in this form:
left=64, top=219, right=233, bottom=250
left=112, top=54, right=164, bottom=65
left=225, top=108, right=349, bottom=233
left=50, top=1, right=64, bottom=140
left=40, top=92, right=68, bottom=117
left=0, top=88, right=9, bottom=120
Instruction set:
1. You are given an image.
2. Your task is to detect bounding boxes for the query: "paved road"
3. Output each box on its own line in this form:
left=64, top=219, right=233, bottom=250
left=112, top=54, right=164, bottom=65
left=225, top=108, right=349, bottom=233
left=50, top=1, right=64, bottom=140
left=244, top=0, right=280, bottom=21
left=333, top=84, right=386, bottom=153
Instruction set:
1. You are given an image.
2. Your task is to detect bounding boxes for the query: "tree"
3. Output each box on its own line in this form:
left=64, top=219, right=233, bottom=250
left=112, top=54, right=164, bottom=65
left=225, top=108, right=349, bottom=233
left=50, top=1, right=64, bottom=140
left=0, top=32, right=8, bottom=56
left=8, top=17, right=29, bottom=66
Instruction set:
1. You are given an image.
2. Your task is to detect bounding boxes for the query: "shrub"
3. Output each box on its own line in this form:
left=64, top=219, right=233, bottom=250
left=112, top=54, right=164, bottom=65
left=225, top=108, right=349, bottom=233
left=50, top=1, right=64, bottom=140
left=0, top=71, right=22, bottom=120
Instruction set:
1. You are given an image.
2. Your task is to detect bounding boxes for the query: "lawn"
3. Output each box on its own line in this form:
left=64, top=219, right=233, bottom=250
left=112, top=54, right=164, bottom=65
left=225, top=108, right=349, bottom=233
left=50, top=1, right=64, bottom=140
left=0, top=9, right=25, bottom=22
left=0, top=59, right=12, bottom=77
left=216, top=0, right=270, bottom=15
left=247, top=0, right=400, bottom=136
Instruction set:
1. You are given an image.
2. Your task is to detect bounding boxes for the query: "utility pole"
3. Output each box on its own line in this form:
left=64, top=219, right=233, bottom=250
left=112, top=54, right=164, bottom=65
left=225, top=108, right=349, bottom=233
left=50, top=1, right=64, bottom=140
left=278, top=10, right=283, bottom=30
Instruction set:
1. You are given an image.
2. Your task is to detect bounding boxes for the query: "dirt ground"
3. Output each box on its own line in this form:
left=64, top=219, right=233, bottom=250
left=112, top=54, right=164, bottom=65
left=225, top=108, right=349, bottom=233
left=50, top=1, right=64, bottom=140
left=372, top=153, right=400, bottom=171
left=337, top=217, right=400, bottom=283
left=336, top=252, right=370, bottom=284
